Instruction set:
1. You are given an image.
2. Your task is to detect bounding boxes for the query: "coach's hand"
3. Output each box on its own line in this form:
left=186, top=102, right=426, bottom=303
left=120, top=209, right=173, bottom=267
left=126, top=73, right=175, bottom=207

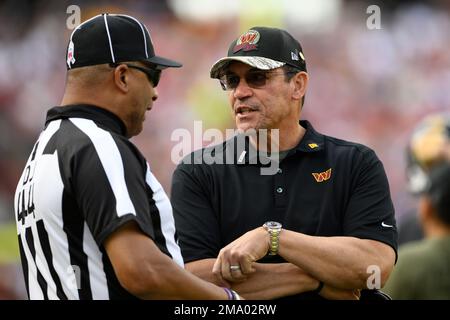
left=212, top=227, right=269, bottom=282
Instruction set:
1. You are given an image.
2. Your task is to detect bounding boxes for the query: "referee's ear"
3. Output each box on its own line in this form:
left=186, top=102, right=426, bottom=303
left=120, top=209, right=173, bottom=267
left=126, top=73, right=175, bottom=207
left=112, top=64, right=130, bottom=94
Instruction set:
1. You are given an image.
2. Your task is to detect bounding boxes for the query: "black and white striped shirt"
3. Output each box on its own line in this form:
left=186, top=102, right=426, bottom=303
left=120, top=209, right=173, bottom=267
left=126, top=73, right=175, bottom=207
left=14, top=104, right=183, bottom=299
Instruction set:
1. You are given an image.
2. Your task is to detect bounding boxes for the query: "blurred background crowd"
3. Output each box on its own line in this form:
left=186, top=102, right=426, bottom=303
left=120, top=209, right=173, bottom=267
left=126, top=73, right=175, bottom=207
left=1, top=0, right=449, bottom=299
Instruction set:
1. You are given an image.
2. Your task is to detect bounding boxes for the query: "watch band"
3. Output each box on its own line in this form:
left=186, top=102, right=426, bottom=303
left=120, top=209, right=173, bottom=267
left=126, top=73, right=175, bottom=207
left=268, top=230, right=280, bottom=255
left=263, top=221, right=282, bottom=255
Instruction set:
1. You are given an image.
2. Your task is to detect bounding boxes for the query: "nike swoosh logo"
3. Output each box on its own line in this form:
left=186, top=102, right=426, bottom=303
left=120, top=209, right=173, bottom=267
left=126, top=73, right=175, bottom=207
left=381, top=222, right=393, bottom=228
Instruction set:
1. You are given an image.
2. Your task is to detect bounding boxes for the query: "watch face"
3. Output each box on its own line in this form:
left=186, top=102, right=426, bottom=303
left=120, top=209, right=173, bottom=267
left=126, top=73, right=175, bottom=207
left=265, top=221, right=282, bottom=230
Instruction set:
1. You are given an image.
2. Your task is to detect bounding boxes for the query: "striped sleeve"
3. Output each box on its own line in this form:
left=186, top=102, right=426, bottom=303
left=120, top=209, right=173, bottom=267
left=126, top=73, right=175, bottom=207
left=68, top=118, right=155, bottom=244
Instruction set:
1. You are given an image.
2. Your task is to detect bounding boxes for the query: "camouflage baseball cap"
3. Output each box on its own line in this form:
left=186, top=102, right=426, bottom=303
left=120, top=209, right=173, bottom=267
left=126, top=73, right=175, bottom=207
left=210, top=26, right=306, bottom=79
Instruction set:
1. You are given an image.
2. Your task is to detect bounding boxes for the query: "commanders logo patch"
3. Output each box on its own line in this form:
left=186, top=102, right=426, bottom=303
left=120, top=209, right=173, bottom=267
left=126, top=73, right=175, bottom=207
left=312, top=168, right=332, bottom=182
left=233, top=30, right=260, bottom=53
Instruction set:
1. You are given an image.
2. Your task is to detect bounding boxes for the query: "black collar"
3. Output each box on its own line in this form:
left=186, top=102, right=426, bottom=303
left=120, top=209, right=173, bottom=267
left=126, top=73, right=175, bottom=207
left=45, top=104, right=127, bottom=136
left=294, top=120, right=325, bottom=153
left=224, top=120, right=325, bottom=166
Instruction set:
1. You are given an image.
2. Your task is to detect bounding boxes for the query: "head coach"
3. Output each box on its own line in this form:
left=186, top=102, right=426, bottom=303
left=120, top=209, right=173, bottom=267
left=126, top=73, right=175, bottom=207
left=171, top=26, right=398, bottom=300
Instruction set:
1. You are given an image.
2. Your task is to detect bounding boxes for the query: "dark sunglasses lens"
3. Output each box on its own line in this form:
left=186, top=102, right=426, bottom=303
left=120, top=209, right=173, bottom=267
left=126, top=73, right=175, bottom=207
left=246, top=72, right=267, bottom=87
left=147, top=69, right=161, bottom=87
left=225, top=75, right=240, bottom=90
left=219, top=71, right=275, bottom=90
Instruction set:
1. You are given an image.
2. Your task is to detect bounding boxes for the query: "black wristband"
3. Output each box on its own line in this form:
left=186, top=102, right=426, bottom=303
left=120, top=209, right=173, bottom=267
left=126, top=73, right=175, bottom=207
left=312, top=281, right=324, bottom=294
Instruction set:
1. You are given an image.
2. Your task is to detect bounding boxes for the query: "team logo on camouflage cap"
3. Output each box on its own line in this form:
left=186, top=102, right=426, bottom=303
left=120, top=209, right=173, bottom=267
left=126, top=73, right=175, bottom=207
left=233, top=30, right=260, bottom=53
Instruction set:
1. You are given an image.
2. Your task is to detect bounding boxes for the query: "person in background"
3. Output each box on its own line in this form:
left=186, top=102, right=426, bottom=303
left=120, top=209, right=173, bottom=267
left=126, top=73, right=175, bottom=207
left=384, top=113, right=450, bottom=299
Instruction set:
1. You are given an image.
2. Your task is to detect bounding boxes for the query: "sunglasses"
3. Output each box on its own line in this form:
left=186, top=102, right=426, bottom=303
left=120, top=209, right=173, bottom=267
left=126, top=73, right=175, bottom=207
left=219, top=69, right=299, bottom=91
left=110, top=63, right=161, bottom=87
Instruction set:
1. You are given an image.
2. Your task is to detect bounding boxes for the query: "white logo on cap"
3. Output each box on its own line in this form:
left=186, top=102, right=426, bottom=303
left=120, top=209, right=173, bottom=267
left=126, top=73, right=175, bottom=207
left=299, top=51, right=305, bottom=61
left=67, top=40, right=76, bottom=68
left=291, top=51, right=299, bottom=61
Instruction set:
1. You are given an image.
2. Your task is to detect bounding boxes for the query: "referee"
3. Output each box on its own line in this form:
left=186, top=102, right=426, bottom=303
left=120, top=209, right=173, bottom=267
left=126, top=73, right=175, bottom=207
left=13, top=13, right=238, bottom=300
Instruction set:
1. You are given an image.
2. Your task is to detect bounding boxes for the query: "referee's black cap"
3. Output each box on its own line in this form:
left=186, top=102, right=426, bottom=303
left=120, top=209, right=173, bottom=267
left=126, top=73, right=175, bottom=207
left=210, top=26, right=306, bottom=78
left=66, top=13, right=182, bottom=70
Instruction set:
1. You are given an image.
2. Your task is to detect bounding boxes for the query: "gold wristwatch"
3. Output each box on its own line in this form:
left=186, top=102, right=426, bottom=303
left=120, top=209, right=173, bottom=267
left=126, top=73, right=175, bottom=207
left=263, top=221, right=282, bottom=255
